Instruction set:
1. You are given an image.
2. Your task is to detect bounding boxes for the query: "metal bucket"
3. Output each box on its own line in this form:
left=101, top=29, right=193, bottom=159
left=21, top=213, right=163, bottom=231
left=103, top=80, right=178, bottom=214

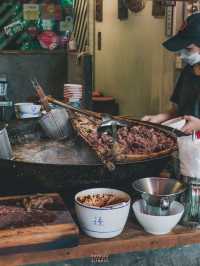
left=39, top=108, right=71, bottom=139
left=0, top=127, right=13, bottom=159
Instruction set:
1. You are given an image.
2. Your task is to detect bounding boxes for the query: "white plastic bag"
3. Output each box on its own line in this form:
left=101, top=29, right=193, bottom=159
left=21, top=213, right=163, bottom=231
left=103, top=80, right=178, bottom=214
left=178, top=135, right=200, bottom=178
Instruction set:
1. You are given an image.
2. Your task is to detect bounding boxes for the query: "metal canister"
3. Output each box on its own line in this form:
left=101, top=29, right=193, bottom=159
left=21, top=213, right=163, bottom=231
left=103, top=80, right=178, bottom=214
left=0, top=74, right=13, bottom=121
left=0, top=127, right=13, bottom=160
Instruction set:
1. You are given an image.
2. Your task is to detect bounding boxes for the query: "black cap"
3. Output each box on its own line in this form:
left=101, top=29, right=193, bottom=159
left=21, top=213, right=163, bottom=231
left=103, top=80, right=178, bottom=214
left=163, top=13, right=200, bottom=52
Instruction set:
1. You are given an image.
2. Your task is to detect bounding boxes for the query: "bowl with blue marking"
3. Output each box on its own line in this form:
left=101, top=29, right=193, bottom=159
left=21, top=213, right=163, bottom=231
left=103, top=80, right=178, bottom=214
left=75, top=188, right=131, bottom=238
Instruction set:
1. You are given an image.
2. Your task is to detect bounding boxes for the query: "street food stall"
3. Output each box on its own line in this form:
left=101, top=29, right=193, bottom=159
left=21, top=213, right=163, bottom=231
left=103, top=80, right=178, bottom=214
left=1, top=0, right=200, bottom=266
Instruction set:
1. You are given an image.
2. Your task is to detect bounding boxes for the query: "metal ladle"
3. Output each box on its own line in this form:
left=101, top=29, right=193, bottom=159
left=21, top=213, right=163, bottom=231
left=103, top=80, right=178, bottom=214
left=97, top=114, right=128, bottom=139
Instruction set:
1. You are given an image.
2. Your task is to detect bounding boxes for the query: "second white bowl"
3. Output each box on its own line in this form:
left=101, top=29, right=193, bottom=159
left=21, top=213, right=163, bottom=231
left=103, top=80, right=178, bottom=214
left=132, top=199, right=184, bottom=235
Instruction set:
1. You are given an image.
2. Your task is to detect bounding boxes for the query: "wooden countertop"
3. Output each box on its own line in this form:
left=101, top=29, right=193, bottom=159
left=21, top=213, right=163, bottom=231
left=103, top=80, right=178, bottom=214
left=1, top=217, right=200, bottom=266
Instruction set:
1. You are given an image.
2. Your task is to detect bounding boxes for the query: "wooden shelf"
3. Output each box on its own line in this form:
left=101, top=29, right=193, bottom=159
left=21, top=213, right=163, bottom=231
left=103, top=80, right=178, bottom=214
left=0, top=50, right=68, bottom=55
left=1, top=216, right=200, bottom=266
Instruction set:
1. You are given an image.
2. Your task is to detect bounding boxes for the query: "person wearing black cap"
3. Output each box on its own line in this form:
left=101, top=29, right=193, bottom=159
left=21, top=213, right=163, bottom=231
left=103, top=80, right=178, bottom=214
left=142, top=12, right=200, bottom=134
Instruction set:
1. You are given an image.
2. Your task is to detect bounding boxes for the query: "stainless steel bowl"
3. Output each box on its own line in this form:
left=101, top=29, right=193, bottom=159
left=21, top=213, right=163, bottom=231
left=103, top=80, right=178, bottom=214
left=132, top=177, right=186, bottom=215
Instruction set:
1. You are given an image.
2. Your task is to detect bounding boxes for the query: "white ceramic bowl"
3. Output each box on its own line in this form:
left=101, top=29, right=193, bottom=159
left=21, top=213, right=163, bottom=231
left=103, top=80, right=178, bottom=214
left=15, top=103, right=41, bottom=115
left=132, top=199, right=184, bottom=235
left=75, top=188, right=131, bottom=238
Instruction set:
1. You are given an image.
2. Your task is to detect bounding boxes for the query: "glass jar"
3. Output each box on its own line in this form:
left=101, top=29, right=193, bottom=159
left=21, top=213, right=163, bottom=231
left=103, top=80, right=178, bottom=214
left=181, top=176, right=200, bottom=228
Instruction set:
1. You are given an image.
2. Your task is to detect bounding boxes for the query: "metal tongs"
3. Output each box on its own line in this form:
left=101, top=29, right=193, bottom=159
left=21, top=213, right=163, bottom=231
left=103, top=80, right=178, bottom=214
left=97, top=113, right=127, bottom=139
left=31, top=78, right=51, bottom=112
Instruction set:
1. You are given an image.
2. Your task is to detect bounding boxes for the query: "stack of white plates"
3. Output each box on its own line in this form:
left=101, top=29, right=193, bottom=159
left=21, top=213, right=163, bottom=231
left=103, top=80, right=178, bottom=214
left=64, top=84, right=83, bottom=107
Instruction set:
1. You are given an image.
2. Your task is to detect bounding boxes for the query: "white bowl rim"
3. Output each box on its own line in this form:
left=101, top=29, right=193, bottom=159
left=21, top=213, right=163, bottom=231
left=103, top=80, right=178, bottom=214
left=132, top=199, right=184, bottom=218
left=15, top=103, right=41, bottom=106
left=75, top=188, right=131, bottom=210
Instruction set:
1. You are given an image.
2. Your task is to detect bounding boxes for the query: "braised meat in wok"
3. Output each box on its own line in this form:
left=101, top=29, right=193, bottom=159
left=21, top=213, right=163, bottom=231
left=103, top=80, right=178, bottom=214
left=71, top=113, right=177, bottom=169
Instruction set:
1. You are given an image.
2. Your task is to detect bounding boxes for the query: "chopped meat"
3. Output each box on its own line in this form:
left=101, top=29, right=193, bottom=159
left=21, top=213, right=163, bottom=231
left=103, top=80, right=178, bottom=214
left=23, top=195, right=54, bottom=212
left=0, top=201, right=56, bottom=229
left=77, top=193, right=128, bottom=208
left=71, top=113, right=176, bottom=166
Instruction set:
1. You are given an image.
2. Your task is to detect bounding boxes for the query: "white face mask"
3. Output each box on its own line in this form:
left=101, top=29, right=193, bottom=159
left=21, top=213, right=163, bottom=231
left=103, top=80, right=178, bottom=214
left=180, top=49, right=200, bottom=65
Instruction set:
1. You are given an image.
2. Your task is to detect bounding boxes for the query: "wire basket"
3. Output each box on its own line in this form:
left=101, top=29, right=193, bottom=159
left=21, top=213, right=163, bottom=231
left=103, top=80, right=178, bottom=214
left=39, top=108, right=71, bottom=139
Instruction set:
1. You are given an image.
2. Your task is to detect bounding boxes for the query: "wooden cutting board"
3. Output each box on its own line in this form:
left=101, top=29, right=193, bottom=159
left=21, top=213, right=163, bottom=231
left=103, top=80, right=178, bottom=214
left=0, top=193, right=79, bottom=255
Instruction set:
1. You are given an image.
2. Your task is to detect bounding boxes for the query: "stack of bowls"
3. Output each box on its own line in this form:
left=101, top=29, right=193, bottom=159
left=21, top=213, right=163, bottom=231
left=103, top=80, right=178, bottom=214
left=132, top=177, right=186, bottom=235
left=15, top=103, right=41, bottom=119
left=64, top=84, right=83, bottom=108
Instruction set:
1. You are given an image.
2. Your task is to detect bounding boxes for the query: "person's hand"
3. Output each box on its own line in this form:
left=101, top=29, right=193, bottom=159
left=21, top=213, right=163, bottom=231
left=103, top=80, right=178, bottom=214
left=181, top=115, right=200, bottom=134
left=142, top=113, right=168, bottom=124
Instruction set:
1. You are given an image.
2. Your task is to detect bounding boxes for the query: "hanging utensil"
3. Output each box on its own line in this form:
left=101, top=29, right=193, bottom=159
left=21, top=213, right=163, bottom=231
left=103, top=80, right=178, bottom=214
left=123, top=0, right=145, bottom=13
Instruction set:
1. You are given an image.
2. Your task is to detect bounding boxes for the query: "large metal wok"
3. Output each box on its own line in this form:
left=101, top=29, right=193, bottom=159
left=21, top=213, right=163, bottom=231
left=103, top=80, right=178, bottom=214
left=0, top=118, right=182, bottom=196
